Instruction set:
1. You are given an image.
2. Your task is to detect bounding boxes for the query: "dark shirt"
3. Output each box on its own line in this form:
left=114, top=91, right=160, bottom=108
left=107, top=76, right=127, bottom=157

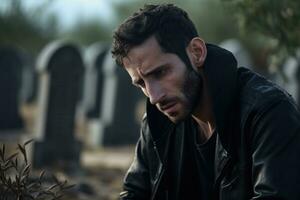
left=167, top=119, right=216, bottom=200
left=193, top=123, right=216, bottom=200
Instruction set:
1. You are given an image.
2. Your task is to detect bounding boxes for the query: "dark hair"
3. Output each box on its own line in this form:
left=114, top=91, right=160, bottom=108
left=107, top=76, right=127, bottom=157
left=111, top=4, right=199, bottom=67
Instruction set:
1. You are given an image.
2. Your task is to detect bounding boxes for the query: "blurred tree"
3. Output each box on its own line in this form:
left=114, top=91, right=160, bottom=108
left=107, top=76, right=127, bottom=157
left=181, top=0, right=240, bottom=43
left=62, top=19, right=112, bottom=46
left=113, top=0, right=240, bottom=43
left=221, top=0, right=300, bottom=68
left=0, top=0, right=58, bottom=55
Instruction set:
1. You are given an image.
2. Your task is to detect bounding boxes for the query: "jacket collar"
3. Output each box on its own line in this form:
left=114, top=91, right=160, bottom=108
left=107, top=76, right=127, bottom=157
left=204, top=44, right=239, bottom=155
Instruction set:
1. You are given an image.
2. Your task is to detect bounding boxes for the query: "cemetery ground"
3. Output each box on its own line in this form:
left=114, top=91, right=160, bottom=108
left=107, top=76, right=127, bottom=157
left=63, top=146, right=134, bottom=200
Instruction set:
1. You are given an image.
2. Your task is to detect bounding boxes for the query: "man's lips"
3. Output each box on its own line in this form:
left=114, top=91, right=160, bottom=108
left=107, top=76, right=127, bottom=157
left=159, top=101, right=177, bottom=112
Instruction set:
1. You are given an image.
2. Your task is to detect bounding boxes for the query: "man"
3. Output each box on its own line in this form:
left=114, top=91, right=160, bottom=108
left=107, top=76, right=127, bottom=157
left=112, top=4, right=300, bottom=200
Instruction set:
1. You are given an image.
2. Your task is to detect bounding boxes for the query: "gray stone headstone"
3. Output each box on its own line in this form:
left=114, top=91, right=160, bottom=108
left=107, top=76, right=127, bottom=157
left=99, top=51, right=145, bottom=146
left=20, top=54, right=38, bottom=103
left=82, top=43, right=109, bottom=147
left=0, top=46, right=24, bottom=135
left=83, top=43, right=109, bottom=119
left=33, top=41, right=84, bottom=171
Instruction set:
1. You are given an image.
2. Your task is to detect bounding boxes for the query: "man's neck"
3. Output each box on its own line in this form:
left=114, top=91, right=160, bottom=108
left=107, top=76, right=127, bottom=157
left=192, top=81, right=215, bottom=143
left=192, top=117, right=215, bottom=144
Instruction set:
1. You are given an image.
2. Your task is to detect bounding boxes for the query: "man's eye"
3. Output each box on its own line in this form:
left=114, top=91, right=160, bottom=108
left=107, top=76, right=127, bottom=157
left=135, top=80, right=145, bottom=88
left=153, top=68, right=167, bottom=78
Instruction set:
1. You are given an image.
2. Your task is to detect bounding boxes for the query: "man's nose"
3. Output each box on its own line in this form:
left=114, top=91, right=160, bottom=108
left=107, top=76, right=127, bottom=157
left=147, top=84, right=164, bottom=105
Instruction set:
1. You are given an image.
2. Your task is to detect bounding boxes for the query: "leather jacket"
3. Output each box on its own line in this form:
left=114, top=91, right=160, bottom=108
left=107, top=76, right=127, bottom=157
left=120, top=44, right=300, bottom=200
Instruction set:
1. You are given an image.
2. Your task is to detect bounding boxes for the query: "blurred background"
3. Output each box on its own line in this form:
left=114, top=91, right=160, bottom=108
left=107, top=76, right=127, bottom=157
left=0, top=0, right=299, bottom=199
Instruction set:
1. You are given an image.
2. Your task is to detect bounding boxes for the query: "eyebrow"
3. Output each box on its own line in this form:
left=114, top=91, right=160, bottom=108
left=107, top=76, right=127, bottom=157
left=140, top=65, right=166, bottom=77
left=132, top=64, right=167, bottom=86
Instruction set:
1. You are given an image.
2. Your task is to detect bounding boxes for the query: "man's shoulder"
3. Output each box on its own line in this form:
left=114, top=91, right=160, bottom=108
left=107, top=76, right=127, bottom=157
left=237, top=67, right=294, bottom=109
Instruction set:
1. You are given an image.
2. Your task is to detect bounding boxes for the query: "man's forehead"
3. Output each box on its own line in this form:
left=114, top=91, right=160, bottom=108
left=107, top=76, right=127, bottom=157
left=123, top=57, right=145, bottom=80
left=122, top=52, right=150, bottom=74
left=123, top=36, right=163, bottom=65
left=123, top=49, right=147, bottom=69
left=122, top=55, right=141, bottom=69
left=122, top=56, right=142, bottom=82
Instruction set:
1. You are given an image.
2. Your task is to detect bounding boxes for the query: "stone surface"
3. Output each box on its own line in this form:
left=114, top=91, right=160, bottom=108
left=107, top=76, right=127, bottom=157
left=83, top=42, right=109, bottom=119
left=0, top=46, right=24, bottom=132
left=99, top=51, right=145, bottom=146
left=33, top=41, right=84, bottom=171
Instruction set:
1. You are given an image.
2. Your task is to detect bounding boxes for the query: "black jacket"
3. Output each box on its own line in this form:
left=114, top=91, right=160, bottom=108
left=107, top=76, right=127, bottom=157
left=120, top=44, right=300, bottom=200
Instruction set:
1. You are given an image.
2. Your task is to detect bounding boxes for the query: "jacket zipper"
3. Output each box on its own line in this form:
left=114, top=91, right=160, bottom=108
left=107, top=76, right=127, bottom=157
left=151, top=141, right=165, bottom=200
left=213, top=155, right=232, bottom=199
left=150, top=125, right=174, bottom=200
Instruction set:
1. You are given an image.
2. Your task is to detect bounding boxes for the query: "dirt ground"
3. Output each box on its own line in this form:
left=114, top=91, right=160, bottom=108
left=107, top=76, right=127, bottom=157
left=40, top=146, right=135, bottom=200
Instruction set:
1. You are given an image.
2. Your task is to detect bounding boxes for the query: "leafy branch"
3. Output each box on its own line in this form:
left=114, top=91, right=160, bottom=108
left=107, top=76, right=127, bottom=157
left=0, top=140, right=74, bottom=200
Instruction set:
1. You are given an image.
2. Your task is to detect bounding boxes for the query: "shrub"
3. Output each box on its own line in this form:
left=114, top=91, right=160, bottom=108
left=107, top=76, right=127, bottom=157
left=0, top=140, right=73, bottom=200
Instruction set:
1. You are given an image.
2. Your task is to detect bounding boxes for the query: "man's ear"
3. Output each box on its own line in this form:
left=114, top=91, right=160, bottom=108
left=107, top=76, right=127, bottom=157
left=187, top=37, right=207, bottom=70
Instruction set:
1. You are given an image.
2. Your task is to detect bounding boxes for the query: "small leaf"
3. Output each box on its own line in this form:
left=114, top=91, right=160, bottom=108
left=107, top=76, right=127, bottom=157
left=20, top=172, right=29, bottom=183
left=24, top=139, right=34, bottom=146
left=27, top=182, right=38, bottom=189
left=42, top=190, right=55, bottom=195
left=15, top=174, right=20, bottom=183
left=48, top=183, right=59, bottom=190
left=14, top=157, right=18, bottom=168
left=22, top=164, right=31, bottom=175
left=17, top=144, right=27, bottom=164
left=39, top=170, right=45, bottom=180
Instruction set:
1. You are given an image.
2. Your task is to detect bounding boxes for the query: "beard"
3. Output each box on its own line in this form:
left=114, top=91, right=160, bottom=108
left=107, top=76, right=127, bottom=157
left=183, top=67, right=203, bottom=113
left=166, top=67, right=203, bottom=124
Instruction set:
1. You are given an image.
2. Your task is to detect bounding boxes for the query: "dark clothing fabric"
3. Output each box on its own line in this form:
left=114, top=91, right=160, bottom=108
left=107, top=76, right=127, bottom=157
left=167, top=119, right=202, bottom=200
left=194, top=129, right=216, bottom=199
left=120, top=44, right=300, bottom=200
left=166, top=118, right=216, bottom=200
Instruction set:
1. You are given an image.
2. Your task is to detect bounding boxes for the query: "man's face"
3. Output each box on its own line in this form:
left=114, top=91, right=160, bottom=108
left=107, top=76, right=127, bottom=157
left=123, top=36, right=202, bottom=123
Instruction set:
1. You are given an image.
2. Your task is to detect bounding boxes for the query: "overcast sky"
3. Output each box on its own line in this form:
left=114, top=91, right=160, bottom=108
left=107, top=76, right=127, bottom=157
left=0, top=0, right=135, bottom=29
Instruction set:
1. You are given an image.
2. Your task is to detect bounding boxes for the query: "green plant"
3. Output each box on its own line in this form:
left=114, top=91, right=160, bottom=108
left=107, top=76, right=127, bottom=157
left=0, top=140, right=74, bottom=200
left=221, top=0, right=300, bottom=73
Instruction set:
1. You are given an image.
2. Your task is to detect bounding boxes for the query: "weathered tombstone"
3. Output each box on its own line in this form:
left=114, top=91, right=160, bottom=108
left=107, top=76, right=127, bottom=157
left=99, top=51, right=145, bottom=146
left=82, top=43, right=109, bottom=147
left=83, top=43, right=109, bottom=118
left=33, top=41, right=84, bottom=171
left=20, top=54, right=38, bottom=104
left=0, top=46, right=24, bottom=139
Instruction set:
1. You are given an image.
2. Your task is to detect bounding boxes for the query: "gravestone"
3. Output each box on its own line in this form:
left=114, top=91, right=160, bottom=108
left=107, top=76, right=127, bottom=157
left=20, top=53, right=38, bottom=104
left=83, top=43, right=109, bottom=118
left=33, top=41, right=84, bottom=171
left=99, top=51, right=145, bottom=146
left=82, top=43, right=109, bottom=147
left=0, top=46, right=24, bottom=138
